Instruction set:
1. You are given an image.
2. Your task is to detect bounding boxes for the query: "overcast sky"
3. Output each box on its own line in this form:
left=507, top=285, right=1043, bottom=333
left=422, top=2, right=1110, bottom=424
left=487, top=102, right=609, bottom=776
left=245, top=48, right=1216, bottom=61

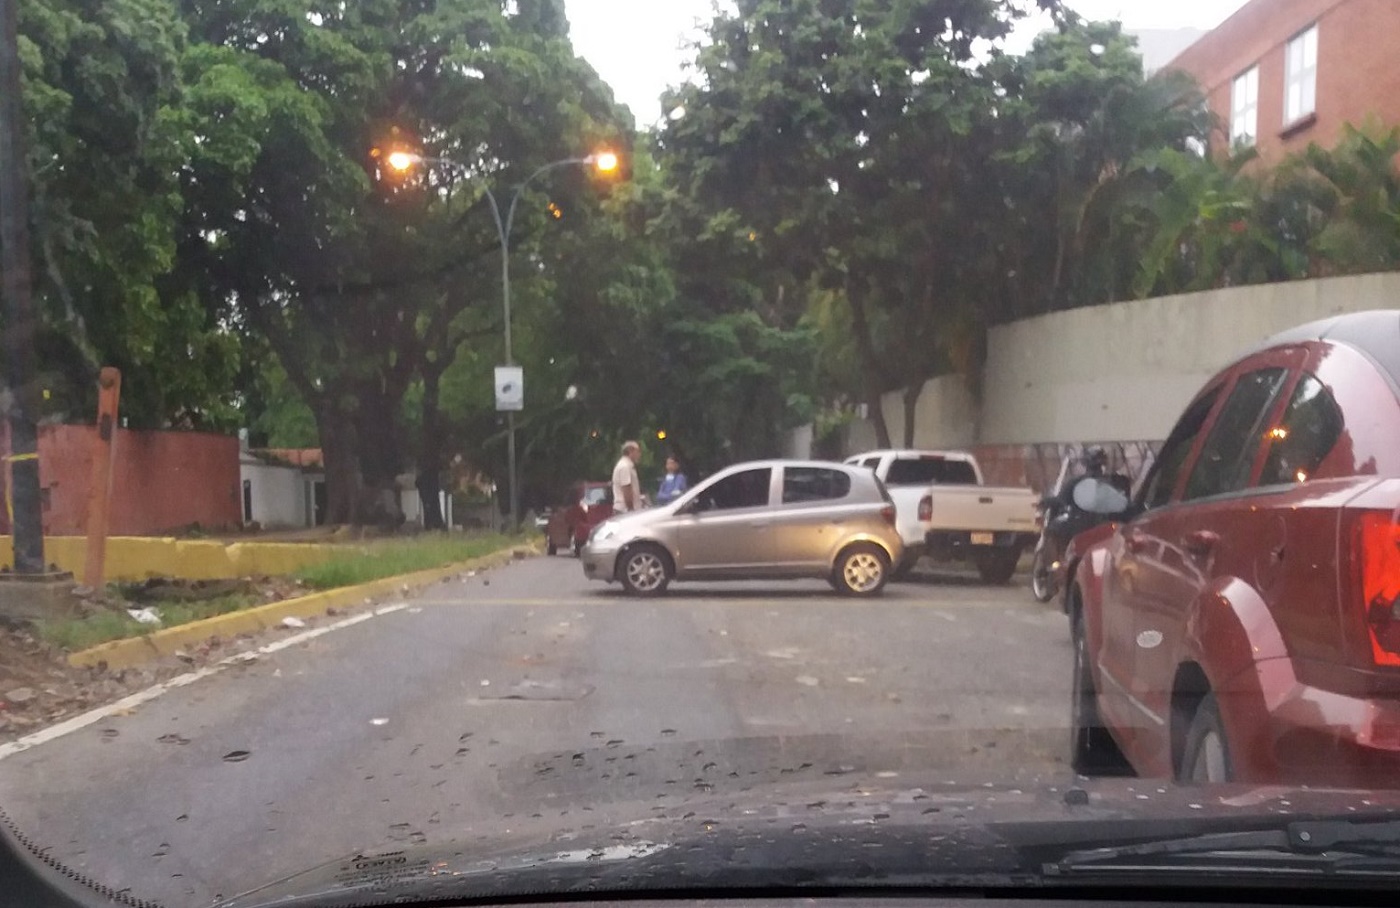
left=564, top=0, right=1253, bottom=126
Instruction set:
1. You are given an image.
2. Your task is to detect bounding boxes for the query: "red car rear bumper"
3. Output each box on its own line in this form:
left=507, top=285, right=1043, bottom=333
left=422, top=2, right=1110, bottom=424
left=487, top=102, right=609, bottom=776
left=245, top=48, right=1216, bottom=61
left=1242, top=658, right=1400, bottom=788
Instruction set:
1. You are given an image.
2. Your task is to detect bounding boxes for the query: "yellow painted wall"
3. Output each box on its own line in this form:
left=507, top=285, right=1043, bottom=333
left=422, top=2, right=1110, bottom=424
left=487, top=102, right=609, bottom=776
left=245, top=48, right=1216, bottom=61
left=0, top=536, right=338, bottom=582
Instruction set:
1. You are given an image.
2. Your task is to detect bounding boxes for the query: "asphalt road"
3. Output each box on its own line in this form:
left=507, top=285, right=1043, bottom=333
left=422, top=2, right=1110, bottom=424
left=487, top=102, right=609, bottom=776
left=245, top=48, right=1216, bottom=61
left=0, top=555, right=1075, bottom=906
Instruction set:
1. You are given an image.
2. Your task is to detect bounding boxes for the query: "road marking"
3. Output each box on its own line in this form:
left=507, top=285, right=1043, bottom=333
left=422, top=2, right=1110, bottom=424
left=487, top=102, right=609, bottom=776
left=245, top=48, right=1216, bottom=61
left=0, top=604, right=408, bottom=761
left=417, top=596, right=1018, bottom=608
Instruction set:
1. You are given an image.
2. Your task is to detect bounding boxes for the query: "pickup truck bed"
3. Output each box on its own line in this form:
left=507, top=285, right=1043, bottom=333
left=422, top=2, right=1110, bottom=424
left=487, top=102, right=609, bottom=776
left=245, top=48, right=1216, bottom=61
left=917, top=484, right=1039, bottom=583
left=845, top=449, right=1038, bottom=583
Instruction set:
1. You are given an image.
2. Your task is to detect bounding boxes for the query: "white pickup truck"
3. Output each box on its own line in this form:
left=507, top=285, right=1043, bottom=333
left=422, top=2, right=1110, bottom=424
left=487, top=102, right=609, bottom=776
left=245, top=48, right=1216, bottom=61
left=844, top=449, right=1039, bottom=584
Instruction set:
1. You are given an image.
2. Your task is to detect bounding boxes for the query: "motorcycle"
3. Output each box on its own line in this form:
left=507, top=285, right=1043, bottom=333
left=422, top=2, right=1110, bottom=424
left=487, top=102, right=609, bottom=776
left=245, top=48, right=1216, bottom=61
left=1030, top=454, right=1132, bottom=603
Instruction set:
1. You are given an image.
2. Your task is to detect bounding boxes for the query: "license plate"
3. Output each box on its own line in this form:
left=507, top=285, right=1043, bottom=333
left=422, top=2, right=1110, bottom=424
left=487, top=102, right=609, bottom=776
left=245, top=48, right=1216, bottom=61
left=970, top=532, right=995, bottom=546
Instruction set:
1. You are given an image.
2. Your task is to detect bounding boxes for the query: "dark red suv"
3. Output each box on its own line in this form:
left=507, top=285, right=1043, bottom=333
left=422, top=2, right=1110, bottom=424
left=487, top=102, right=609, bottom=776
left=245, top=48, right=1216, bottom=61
left=1069, top=310, right=1400, bottom=787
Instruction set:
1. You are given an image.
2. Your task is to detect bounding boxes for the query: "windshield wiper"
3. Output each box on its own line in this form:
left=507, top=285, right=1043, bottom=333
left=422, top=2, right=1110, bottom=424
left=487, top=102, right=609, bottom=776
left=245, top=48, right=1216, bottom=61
left=1044, top=818, right=1400, bottom=881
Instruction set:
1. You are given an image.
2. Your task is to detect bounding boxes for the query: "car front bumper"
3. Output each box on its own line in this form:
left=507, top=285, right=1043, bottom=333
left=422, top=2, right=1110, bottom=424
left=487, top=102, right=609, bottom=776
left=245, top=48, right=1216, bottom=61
left=580, top=542, right=619, bottom=582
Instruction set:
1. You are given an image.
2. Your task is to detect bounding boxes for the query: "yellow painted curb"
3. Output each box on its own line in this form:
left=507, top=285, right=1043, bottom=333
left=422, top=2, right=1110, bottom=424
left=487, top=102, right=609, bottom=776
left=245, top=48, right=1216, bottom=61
left=68, top=542, right=539, bottom=671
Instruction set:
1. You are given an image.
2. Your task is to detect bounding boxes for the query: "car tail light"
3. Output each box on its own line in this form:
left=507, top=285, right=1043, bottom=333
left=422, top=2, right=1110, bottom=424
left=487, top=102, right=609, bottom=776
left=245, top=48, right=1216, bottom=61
left=1355, top=510, right=1400, bottom=667
left=917, top=495, right=932, bottom=522
left=880, top=504, right=896, bottom=526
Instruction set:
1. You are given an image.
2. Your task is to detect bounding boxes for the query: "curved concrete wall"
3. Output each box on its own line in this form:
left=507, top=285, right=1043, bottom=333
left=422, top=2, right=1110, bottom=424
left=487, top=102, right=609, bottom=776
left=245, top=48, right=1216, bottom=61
left=807, top=272, right=1400, bottom=455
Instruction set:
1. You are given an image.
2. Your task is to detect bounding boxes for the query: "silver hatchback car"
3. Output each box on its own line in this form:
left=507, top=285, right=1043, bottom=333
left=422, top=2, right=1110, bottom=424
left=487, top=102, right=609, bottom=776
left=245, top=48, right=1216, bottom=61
left=580, top=459, right=904, bottom=596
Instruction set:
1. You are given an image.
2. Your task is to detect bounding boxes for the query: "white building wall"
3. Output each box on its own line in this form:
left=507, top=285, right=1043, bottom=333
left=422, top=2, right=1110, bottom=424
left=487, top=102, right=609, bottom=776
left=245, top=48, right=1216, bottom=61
left=240, top=460, right=310, bottom=528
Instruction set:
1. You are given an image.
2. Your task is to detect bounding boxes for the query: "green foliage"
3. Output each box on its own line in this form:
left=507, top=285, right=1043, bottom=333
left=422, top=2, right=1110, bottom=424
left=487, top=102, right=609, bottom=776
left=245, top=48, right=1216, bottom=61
left=20, top=0, right=1399, bottom=513
left=248, top=359, right=318, bottom=448
left=19, top=0, right=243, bottom=428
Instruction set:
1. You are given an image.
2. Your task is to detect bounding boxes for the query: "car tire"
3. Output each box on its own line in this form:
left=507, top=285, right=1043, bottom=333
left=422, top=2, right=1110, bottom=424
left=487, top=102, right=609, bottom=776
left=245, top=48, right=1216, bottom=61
left=618, top=544, right=671, bottom=597
left=546, top=540, right=558, bottom=556
left=832, top=543, right=889, bottom=597
left=975, top=549, right=1019, bottom=585
left=1179, top=693, right=1233, bottom=784
left=1070, top=599, right=1133, bottom=776
left=1030, top=546, right=1055, bottom=602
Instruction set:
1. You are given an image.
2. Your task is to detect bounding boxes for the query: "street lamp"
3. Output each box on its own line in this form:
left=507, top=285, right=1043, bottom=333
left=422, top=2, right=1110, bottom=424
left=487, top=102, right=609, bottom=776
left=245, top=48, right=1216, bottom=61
left=383, top=147, right=618, bottom=531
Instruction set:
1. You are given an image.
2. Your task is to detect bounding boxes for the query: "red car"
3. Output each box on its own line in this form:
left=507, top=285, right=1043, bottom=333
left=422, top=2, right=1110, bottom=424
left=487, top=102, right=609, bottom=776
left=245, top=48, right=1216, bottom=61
left=544, top=481, right=614, bottom=556
left=1069, top=310, right=1400, bottom=787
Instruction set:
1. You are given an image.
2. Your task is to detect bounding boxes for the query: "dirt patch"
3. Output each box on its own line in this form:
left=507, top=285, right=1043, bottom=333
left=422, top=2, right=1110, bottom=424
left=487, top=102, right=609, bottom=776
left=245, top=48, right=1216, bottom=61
left=0, top=621, right=156, bottom=739
left=0, top=577, right=316, bottom=739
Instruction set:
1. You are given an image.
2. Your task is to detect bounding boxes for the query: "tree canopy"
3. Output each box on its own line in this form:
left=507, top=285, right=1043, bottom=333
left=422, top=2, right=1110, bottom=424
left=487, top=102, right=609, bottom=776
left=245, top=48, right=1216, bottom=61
left=11, top=0, right=1399, bottom=523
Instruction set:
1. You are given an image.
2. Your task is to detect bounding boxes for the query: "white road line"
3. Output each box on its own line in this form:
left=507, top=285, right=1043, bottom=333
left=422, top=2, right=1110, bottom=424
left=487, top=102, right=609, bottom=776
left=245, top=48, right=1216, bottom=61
left=0, top=603, right=409, bottom=761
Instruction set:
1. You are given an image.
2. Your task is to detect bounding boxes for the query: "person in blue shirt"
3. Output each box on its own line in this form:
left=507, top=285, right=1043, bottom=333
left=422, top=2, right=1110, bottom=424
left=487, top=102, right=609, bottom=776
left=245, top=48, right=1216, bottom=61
left=655, top=456, right=689, bottom=506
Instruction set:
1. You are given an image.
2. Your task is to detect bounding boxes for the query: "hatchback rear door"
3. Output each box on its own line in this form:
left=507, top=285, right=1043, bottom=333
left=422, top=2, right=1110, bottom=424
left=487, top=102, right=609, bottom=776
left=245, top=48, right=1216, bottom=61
left=767, top=466, right=859, bottom=571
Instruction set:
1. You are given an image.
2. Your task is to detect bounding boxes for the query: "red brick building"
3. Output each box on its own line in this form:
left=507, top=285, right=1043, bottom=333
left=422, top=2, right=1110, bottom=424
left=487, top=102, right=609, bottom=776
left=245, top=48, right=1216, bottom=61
left=1165, top=0, right=1400, bottom=163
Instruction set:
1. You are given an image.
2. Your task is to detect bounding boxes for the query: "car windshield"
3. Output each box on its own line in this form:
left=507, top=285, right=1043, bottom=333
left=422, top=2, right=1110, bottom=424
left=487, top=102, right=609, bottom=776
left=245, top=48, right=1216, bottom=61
left=4, top=1, right=1400, bottom=906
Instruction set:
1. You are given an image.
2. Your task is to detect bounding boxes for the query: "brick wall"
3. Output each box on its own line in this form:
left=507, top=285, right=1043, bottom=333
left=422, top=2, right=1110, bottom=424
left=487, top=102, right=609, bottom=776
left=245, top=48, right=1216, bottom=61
left=1166, top=0, right=1400, bottom=163
left=1, top=424, right=241, bottom=536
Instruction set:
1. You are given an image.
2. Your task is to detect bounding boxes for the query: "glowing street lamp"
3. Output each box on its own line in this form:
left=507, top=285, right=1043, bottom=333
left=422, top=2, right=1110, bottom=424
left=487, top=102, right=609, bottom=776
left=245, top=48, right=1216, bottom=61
left=385, top=150, right=418, bottom=172
left=591, top=150, right=619, bottom=173
left=372, top=144, right=621, bottom=530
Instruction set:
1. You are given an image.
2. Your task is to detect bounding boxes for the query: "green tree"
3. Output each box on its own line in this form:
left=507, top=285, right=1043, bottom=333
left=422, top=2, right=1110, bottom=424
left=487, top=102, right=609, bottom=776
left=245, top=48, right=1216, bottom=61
left=175, top=0, right=629, bottom=524
left=990, top=19, right=1210, bottom=313
left=660, top=0, right=1063, bottom=447
left=1273, top=122, right=1400, bottom=276
left=18, top=0, right=242, bottom=427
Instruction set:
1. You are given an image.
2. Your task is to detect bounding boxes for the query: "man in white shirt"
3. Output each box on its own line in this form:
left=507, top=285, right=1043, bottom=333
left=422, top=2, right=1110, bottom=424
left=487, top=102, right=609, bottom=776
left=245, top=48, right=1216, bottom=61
left=612, top=441, right=643, bottom=513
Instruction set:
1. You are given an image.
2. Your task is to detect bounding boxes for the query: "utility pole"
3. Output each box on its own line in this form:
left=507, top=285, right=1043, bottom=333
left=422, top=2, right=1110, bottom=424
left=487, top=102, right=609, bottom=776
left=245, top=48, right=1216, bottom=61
left=0, top=0, right=46, bottom=573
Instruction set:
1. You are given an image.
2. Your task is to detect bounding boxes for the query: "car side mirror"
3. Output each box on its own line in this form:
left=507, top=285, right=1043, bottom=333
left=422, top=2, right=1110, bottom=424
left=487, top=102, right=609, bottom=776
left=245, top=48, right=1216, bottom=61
left=1071, top=477, right=1133, bottom=516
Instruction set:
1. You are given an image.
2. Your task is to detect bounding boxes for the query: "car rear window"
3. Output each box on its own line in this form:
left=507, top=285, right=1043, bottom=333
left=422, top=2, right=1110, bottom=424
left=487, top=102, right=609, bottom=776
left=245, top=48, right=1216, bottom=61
left=1259, top=374, right=1344, bottom=486
left=782, top=467, right=852, bottom=503
left=1184, top=367, right=1289, bottom=501
left=885, top=457, right=977, bottom=486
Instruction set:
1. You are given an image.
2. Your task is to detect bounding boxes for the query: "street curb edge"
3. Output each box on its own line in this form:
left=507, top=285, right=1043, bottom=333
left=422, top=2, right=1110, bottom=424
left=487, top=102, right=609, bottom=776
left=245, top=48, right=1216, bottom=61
left=67, top=540, right=540, bottom=672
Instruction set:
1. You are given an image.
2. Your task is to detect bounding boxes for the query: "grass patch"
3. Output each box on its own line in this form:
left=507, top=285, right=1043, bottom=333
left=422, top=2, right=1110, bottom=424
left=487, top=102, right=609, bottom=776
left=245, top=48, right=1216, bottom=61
left=294, top=532, right=521, bottom=590
left=39, top=593, right=261, bottom=651
left=36, top=532, right=525, bottom=652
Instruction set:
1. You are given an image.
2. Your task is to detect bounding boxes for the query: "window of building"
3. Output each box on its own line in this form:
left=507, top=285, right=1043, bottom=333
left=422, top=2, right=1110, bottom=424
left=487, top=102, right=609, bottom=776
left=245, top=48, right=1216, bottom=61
left=1231, top=65, right=1259, bottom=148
left=1285, top=24, right=1319, bottom=124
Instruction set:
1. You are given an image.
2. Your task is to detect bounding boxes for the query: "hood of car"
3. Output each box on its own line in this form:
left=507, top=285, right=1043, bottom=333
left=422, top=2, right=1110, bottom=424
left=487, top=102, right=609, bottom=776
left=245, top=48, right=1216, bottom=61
left=594, top=505, right=678, bottom=535
left=223, top=774, right=1400, bottom=907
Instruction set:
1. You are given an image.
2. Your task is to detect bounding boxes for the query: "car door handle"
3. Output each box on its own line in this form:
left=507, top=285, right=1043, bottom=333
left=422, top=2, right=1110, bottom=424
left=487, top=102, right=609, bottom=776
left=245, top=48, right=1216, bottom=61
left=1183, top=530, right=1220, bottom=558
left=1125, top=531, right=1150, bottom=554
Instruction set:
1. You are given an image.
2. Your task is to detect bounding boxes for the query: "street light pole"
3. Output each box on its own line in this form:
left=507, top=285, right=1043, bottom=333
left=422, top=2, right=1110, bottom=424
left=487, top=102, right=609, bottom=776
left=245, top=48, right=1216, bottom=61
left=378, top=149, right=617, bottom=533
left=479, top=157, right=594, bottom=533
